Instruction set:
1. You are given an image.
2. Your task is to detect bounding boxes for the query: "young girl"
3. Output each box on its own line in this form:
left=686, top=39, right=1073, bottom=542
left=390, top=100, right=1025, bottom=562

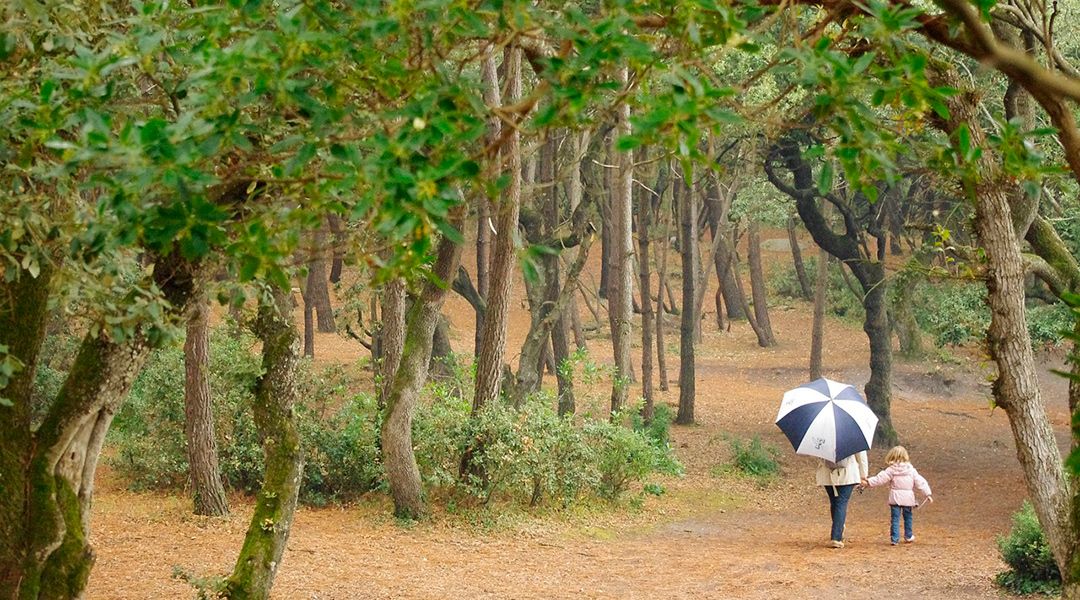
left=861, top=446, right=933, bottom=545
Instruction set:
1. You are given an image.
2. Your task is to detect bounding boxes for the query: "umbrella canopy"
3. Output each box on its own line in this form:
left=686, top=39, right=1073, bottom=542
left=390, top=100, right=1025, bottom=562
left=775, top=377, right=878, bottom=463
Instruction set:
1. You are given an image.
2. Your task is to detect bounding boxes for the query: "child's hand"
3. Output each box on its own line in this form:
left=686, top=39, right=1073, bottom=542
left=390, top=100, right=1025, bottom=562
left=860, top=478, right=869, bottom=487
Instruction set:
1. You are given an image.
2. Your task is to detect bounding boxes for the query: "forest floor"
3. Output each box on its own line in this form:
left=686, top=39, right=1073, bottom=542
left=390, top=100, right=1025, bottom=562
left=84, top=235, right=1074, bottom=599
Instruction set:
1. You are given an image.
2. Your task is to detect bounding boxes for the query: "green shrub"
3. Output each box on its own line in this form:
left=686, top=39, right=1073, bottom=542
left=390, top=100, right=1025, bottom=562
left=730, top=435, right=781, bottom=479
left=994, top=501, right=1061, bottom=596
left=585, top=409, right=683, bottom=501
left=1026, top=302, right=1073, bottom=349
left=109, top=329, right=380, bottom=505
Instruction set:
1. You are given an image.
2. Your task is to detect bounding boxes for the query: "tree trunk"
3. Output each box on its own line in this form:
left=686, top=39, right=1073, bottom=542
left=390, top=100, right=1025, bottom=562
left=747, top=221, right=777, bottom=347
left=788, top=216, right=813, bottom=300
left=608, top=66, right=634, bottom=417
left=429, top=313, right=453, bottom=380
left=975, top=186, right=1079, bottom=593
left=809, top=248, right=828, bottom=379
left=222, top=287, right=303, bottom=600
left=637, top=151, right=655, bottom=423
left=306, top=223, right=335, bottom=334
left=381, top=226, right=464, bottom=519
left=379, top=279, right=406, bottom=409
left=861, top=263, right=896, bottom=444
left=713, top=224, right=746, bottom=320
left=677, top=168, right=698, bottom=425
left=655, top=187, right=672, bottom=392
left=327, top=214, right=345, bottom=284
left=766, top=135, right=897, bottom=445
left=934, top=78, right=1080, bottom=590
left=302, top=299, right=314, bottom=358
left=893, top=271, right=924, bottom=359
left=475, top=48, right=500, bottom=358
left=0, top=254, right=202, bottom=600
left=542, top=138, right=576, bottom=415
left=184, top=292, right=229, bottom=517
left=473, top=46, right=521, bottom=413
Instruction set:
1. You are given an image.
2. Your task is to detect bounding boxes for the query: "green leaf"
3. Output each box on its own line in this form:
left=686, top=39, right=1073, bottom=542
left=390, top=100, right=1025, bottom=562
left=816, top=161, right=833, bottom=195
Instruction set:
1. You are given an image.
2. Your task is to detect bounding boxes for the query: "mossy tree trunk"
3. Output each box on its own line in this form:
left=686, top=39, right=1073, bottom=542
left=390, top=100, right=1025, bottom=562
left=222, top=287, right=303, bottom=600
left=0, top=253, right=201, bottom=600
left=381, top=218, right=465, bottom=520
left=932, top=71, right=1080, bottom=597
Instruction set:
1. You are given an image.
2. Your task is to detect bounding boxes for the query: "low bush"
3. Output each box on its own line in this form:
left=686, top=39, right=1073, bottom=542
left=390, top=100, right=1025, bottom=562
left=109, top=330, right=380, bottom=505
left=729, top=435, right=781, bottom=479
left=109, top=329, right=680, bottom=510
left=994, top=501, right=1061, bottom=596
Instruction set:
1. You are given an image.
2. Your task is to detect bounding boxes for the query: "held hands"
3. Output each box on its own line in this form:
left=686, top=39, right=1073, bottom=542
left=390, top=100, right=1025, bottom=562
left=859, top=478, right=869, bottom=489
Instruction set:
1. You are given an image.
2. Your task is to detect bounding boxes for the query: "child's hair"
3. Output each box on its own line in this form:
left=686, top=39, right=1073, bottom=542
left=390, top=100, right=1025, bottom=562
left=885, top=446, right=910, bottom=465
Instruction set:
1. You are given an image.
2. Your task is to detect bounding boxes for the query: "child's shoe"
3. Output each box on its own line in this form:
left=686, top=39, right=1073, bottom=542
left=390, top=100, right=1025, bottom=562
left=829, top=540, right=844, bottom=548
left=904, top=536, right=915, bottom=543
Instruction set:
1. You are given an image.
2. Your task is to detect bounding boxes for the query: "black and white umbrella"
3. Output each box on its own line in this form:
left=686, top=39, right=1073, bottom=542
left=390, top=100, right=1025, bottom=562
left=775, top=377, right=878, bottom=463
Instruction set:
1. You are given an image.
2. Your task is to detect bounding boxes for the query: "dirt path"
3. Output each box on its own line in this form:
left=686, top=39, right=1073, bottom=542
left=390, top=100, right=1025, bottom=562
left=84, top=239, right=1072, bottom=599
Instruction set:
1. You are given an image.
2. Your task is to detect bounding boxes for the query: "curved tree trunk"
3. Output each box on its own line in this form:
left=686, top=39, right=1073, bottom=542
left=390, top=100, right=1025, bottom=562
left=809, top=248, right=828, bottom=379
left=765, top=135, right=897, bottom=445
left=222, top=287, right=303, bottom=600
left=1, top=254, right=202, bottom=600
left=677, top=170, right=698, bottom=425
left=747, top=221, right=777, bottom=347
left=184, top=292, right=229, bottom=517
left=381, top=223, right=464, bottom=520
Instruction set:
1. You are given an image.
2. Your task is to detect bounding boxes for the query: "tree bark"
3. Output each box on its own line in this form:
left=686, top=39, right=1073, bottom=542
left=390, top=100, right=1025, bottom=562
left=475, top=48, right=500, bottom=358
left=379, top=279, right=406, bottom=409
left=184, top=292, right=229, bottom=517
left=306, top=223, right=335, bottom=334
left=381, top=224, right=464, bottom=519
left=747, top=221, right=778, bottom=347
left=608, top=66, right=634, bottom=417
left=809, top=248, right=828, bottom=379
left=677, top=168, right=698, bottom=425
left=0, top=253, right=202, bottom=600
left=222, top=287, right=303, bottom=600
left=327, top=214, right=345, bottom=284
left=655, top=185, right=672, bottom=392
left=788, top=216, right=813, bottom=300
left=472, top=45, right=521, bottom=413
left=932, top=77, right=1080, bottom=591
left=637, top=150, right=656, bottom=423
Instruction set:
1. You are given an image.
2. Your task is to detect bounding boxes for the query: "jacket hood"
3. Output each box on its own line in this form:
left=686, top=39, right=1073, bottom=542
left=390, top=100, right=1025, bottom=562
left=887, top=462, right=914, bottom=475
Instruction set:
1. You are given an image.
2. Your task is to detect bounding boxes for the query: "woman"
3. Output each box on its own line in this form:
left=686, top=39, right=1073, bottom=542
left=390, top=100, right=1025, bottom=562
left=816, top=450, right=868, bottom=548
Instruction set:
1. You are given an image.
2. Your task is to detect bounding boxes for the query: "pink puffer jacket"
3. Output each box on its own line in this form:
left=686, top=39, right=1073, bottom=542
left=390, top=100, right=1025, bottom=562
left=865, top=462, right=931, bottom=507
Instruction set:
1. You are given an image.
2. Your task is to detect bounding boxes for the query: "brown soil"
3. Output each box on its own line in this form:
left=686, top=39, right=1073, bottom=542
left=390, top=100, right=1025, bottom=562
left=84, top=237, right=1073, bottom=599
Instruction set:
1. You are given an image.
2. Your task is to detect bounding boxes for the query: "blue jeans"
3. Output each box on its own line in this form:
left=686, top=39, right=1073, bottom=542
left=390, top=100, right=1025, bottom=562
left=825, top=484, right=855, bottom=542
left=890, top=505, right=914, bottom=543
